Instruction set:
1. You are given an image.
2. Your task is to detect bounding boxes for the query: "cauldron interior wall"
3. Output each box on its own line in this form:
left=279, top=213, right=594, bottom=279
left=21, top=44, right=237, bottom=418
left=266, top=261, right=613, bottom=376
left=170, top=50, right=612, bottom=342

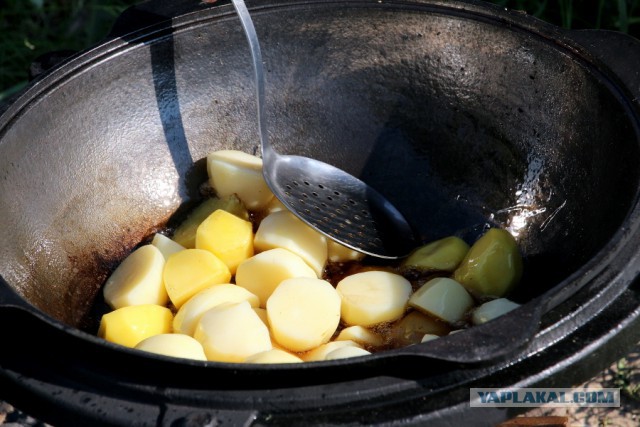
left=0, top=3, right=638, bottom=326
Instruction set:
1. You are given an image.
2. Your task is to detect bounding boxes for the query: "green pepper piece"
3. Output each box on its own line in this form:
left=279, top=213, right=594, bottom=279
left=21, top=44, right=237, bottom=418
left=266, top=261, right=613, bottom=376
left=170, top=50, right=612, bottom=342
left=453, top=228, right=523, bottom=297
left=401, top=236, right=470, bottom=273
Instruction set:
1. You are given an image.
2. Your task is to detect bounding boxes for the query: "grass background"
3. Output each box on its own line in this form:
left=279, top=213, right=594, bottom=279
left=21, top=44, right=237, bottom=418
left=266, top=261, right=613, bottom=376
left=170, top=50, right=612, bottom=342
left=1, top=0, right=640, bottom=102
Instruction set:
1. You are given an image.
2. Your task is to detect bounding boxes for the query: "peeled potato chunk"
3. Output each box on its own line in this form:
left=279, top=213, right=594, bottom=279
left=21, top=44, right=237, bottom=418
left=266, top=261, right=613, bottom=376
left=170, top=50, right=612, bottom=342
left=408, top=277, right=474, bottom=324
left=421, top=334, right=439, bottom=343
left=266, top=277, right=341, bottom=352
left=325, top=346, right=372, bottom=360
left=327, top=240, right=366, bottom=263
left=472, top=298, right=520, bottom=325
left=135, top=334, right=207, bottom=361
left=391, top=310, right=450, bottom=347
left=173, top=284, right=260, bottom=336
left=98, top=304, right=173, bottom=348
left=254, top=211, right=328, bottom=276
left=196, top=209, right=254, bottom=274
left=172, top=195, right=249, bottom=249
left=103, top=245, right=167, bottom=310
left=253, top=307, right=270, bottom=328
left=235, top=248, right=317, bottom=307
left=207, top=150, right=275, bottom=210
left=265, top=197, right=287, bottom=214
left=335, top=326, right=384, bottom=348
left=163, top=249, right=231, bottom=308
left=401, top=236, right=470, bottom=273
left=453, top=228, right=523, bottom=297
left=244, top=348, right=303, bottom=364
left=300, top=340, right=362, bottom=362
left=193, top=301, right=272, bottom=363
left=151, top=233, right=185, bottom=260
left=336, top=271, right=412, bottom=327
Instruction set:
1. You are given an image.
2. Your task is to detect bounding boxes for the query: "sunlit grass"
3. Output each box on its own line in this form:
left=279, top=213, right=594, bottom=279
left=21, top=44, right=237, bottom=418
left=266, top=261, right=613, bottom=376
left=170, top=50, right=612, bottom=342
left=1, top=0, right=639, bottom=103
left=0, top=0, right=136, bottom=102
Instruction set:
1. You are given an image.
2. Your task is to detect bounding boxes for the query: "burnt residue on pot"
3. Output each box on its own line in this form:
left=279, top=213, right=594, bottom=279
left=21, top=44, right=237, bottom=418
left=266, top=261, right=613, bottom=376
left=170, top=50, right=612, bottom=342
left=15, top=220, right=166, bottom=328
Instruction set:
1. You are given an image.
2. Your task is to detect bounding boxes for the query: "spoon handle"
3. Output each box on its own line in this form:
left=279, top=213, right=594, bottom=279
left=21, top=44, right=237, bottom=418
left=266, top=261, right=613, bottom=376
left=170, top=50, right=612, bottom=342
left=231, top=0, right=274, bottom=160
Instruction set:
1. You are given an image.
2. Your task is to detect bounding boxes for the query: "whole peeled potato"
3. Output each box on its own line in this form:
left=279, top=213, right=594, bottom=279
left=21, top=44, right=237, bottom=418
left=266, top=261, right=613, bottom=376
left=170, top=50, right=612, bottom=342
left=267, top=277, right=341, bottom=352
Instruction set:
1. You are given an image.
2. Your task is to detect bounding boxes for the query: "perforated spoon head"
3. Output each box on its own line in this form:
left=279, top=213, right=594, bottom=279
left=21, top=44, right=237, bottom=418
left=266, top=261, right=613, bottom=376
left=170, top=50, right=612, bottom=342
left=232, top=0, right=418, bottom=258
left=263, top=154, right=417, bottom=258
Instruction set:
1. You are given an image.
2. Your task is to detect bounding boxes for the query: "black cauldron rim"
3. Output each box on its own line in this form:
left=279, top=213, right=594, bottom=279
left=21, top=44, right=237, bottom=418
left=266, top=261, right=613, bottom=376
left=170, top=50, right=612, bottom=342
left=2, top=0, right=640, bottom=425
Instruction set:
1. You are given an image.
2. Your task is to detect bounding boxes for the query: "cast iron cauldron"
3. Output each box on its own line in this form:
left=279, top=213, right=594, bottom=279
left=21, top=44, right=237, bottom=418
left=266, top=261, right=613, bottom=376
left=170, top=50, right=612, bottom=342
left=2, top=0, right=640, bottom=425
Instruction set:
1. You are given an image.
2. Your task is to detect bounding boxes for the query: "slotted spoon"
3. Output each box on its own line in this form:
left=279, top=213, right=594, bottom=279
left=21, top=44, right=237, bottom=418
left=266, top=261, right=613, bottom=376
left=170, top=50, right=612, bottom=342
left=231, top=0, right=417, bottom=259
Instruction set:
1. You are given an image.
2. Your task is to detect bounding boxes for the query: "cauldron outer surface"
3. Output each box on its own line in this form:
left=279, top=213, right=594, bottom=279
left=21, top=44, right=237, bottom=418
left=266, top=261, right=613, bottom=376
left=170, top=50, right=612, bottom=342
left=1, top=0, right=640, bottom=425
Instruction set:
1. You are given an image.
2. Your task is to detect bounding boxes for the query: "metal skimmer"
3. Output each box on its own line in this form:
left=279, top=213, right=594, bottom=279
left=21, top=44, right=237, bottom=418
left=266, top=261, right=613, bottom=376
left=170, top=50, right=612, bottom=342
left=232, top=0, right=417, bottom=258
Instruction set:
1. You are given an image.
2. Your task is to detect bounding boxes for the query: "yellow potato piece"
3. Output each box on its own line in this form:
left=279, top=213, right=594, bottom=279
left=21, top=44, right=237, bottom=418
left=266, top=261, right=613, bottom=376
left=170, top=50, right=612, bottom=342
left=266, top=277, right=341, bottom=352
left=207, top=150, right=275, bottom=210
left=193, top=301, right=272, bottom=363
left=173, top=284, right=260, bottom=336
left=254, top=211, right=328, bottom=276
left=327, top=240, right=366, bottom=263
left=336, top=271, right=412, bottom=327
left=103, top=245, right=167, bottom=310
left=244, top=348, right=303, bottom=364
left=408, top=277, right=474, bottom=324
left=335, top=326, right=384, bottom=348
left=163, top=249, right=231, bottom=308
left=401, top=236, right=470, bottom=273
left=135, top=333, right=207, bottom=361
left=98, top=304, right=173, bottom=348
left=235, top=248, right=317, bottom=308
left=391, top=310, right=450, bottom=347
left=252, top=307, right=284, bottom=346
left=300, top=340, right=362, bottom=362
left=172, top=195, right=249, bottom=249
left=453, top=228, right=523, bottom=297
left=471, top=298, right=520, bottom=325
left=151, top=233, right=185, bottom=260
left=325, top=346, right=371, bottom=360
left=196, top=209, right=254, bottom=274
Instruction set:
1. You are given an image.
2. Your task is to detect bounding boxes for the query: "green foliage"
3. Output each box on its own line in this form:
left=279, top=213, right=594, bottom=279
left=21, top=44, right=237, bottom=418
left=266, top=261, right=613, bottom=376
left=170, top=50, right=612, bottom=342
left=493, top=0, right=640, bottom=34
left=0, top=0, right=137, bottom=102
left=1, top=0, right=639, bottom=102
left=615, top=357, right=640, bottom=401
